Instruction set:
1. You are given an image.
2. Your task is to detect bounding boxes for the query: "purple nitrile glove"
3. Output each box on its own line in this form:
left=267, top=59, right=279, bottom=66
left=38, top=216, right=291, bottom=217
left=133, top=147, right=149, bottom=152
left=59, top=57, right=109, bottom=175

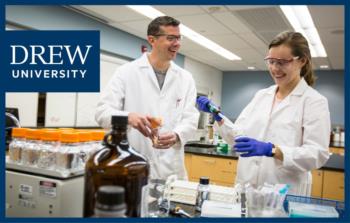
left=234, top=137, right=273, bottom=157
left=196, top=96, right=222, bottom=122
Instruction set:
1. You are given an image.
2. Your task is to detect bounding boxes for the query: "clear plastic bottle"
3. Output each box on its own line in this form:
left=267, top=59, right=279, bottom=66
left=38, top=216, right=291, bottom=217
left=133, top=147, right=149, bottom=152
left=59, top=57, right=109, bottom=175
left=77, top=131, right=92, bottom=164
left=21, top=129, right=42, bottom=167
left=90, top=130, right=105, bottom=155
left=56, top=132, right=83, bottom=176
left=195, top=176, right=210, bottom=212
left=94, top=185, right=126, bottom=218
left=37, top=129, right=60, bottom=170
left=84, top=115, right=149, bottom=217
left=9, top=128, right=27, bottom=164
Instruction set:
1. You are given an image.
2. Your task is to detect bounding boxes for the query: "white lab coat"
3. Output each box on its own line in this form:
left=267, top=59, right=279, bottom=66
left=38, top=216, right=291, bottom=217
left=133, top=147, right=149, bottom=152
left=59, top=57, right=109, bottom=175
left=95, top=53, right=199, bottom=180
left=217, top=78, right=330, bottom=196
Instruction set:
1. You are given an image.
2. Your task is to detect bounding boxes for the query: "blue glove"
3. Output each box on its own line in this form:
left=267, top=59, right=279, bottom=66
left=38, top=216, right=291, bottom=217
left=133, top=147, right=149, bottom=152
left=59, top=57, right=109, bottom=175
left=196, top=96, right=222, bottom=121
left=234, top=137, right=273, bottom=157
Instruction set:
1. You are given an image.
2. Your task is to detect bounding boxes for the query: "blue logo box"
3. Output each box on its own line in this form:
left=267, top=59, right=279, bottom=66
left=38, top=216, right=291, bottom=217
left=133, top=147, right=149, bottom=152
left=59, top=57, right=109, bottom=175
left=2, top=30, right=100, bottom=92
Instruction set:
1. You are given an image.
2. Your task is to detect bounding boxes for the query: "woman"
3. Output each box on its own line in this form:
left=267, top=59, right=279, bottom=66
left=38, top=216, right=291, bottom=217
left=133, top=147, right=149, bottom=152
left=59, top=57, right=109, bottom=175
left=197, top=31, right=331, bottom=196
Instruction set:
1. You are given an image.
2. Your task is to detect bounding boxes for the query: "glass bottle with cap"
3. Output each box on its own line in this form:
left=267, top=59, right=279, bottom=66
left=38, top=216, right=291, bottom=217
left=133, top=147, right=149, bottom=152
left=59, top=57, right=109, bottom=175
left=37, top=129, right=60, bottom=170
left=195, top=176, right=210, bottom=212
left=21, top=129, right=42, bottom=167
left=94, top=185, right=126, bottom=218
left=8, top=128, right=27, bottom=164
left=83, top=115, right=149, bottom=217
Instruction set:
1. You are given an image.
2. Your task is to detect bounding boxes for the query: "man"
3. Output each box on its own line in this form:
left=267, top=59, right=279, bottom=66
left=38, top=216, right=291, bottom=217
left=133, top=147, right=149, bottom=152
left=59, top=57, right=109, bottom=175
left=95, top=16, right=199, bottom=180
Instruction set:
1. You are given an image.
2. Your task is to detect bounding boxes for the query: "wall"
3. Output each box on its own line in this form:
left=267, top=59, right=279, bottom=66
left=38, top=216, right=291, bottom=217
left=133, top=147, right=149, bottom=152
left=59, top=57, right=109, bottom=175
left=184, top=57, right=223, bottom=105
left=184, top=57, right=223, bottom=140
left=222, top=70, right=344, bottom=125
left=5, top=5, right=184, bottom=66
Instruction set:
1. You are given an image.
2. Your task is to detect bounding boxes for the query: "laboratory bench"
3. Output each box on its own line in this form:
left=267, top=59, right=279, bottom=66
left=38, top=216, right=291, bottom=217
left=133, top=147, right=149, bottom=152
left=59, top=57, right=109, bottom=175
left=184, top=143, right=345, bottom=201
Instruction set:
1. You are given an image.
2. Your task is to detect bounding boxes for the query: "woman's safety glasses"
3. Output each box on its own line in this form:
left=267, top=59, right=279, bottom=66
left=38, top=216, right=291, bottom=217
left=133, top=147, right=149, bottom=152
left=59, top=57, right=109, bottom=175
left=264, top=56, right=299, bottom=69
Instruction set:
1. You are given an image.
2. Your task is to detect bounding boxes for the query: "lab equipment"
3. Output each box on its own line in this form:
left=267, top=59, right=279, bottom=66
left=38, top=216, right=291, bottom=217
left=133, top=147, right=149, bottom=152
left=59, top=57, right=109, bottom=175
left=8, top=128, right=27, bottom=164
left=164, top=180, right=241, bottom=205
left=245, top=183, right=289, bottom=217
left=283, top=194, right=344, bottom=218
left=168, top=205, right=192, bottom=218
left=83, top=115, right=149, bottom=217
left=94, top=186, right=126, bottom=218
left=6, top=168, right=84, bottom=217
left=288, top=202, right=339, bottom=218
left=195, top=177, right=210, bottom=212
left=196, top=96, right=223, bottom=121
left=141, top=179, right=169, bottom=217
left=201, top=200, right=241, bottom=217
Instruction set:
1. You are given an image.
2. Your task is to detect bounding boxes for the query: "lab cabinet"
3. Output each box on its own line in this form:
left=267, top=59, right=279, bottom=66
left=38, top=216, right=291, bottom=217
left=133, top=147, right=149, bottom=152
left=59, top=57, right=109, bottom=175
left=184, top=153, right=192, bottom=179
left=322, top=170, right=344, bottom=201
left=185, top=153, right=344, bottom=201
left=329, top=147, right=344, bottom=156
left=311, top=169, right=323, bottom=198
left=185, top=154, right=237, bottom=186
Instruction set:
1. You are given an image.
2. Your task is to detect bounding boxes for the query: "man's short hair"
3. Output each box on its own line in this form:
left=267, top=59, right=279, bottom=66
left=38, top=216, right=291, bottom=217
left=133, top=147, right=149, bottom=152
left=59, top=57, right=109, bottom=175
left=147, top=16, right=180, bottom=36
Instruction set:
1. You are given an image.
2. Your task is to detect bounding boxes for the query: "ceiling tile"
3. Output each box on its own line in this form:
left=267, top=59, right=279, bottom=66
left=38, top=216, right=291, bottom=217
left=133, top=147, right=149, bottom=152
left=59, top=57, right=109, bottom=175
left=211, top=12, right=252, bottom=34
left=225, top=5, right=275, bottom=11
left=154, top=5, right=205, bottom=16
left=79, top=6, right=145, bottom=23
left=177, top=14, right=233, bottom=35
left=309, top=6, right=344, bottom=29
left=200, top=5, right=229, bottom=14
left=205, top=34, right=251, bottom=50
left=238, top=33, right=267, bottom=48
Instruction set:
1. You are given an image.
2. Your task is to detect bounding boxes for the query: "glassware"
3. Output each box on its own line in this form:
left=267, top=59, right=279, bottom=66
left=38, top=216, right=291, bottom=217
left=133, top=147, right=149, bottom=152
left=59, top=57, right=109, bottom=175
left=83, top=115, right=149, bottom=217
left=21, top=129, right=42, bottom=167
left=8, top=128, right=27, bottom=164
left=37, top=129, right=60, bottom=170
left=195, top=176, right=210, bottom=212
left=141, top=179, right=169, bottom=217
left=94, top=185, right=126, bottom=218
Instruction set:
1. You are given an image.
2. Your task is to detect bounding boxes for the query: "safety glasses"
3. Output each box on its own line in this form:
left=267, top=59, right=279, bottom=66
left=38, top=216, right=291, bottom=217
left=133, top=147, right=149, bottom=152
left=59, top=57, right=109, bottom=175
left=264, top=56, right=299, bottom=69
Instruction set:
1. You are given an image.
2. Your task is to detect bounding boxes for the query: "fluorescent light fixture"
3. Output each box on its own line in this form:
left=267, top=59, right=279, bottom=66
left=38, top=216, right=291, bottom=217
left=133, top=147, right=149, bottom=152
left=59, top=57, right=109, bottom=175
left=127, top=5, right=241, bottom=60
left=247, top=66, right=255, bottom=70
left=320, top=65, right=329, bottom=69
left=280, top=5, right=327, bottom=58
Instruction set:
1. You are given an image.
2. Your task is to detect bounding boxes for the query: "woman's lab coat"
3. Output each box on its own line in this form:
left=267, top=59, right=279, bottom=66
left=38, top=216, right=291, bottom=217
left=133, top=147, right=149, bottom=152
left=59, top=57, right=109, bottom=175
left=217, top=78, right=330, bottom=196
left=95, top=53, right=199, bottom=180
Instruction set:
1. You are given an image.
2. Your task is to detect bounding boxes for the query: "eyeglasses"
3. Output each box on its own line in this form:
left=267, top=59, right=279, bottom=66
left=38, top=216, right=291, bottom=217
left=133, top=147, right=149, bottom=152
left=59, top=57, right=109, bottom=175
left=264, top=56, right=299, bottom=69
left=154, top=34, right=183, bottom=42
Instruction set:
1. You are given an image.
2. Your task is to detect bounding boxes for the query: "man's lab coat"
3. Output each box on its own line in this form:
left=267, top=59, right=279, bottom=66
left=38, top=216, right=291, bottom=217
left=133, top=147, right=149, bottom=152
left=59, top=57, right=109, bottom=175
left=95, top=53, right=199, bottom=180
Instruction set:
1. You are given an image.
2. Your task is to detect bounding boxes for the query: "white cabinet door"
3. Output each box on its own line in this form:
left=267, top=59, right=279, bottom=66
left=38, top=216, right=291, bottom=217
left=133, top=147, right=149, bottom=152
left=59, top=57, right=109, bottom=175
left=5, top=93, right=39, bottom=127
left=75, top=54, right=128, bottom=127
left=45, top=93, right=77, bottom=127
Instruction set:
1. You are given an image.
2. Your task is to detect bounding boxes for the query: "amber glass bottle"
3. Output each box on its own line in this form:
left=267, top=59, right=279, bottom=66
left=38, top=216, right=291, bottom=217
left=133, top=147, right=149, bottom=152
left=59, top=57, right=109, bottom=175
left=83, top=115, right=149, bottom=217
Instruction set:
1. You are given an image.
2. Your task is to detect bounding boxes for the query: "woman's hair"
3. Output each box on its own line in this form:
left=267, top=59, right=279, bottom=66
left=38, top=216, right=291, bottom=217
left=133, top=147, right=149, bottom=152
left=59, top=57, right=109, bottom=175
left=269, top=31, right=316, bottom=86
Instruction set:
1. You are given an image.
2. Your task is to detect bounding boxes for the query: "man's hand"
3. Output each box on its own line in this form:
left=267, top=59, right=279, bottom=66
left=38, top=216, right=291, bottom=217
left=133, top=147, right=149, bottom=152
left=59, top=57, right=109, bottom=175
left=153, top=132, right=179, bottom=149
left=128, top=112, right=152, bottom=137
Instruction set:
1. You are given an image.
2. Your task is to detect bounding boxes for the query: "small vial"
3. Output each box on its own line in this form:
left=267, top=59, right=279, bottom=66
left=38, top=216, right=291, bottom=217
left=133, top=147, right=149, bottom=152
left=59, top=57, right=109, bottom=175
left=195, top=176, right=210, bottom=212
left=94, top=186, right=126, bottom=218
